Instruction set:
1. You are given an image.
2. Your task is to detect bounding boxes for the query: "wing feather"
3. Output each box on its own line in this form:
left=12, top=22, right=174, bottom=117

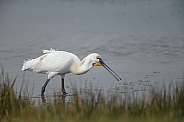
left=22, top=51, right=79, bottom=74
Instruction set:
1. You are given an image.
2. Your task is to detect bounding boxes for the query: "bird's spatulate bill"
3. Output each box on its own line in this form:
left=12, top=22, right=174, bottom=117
left=99, top=59, right=121, bottom=81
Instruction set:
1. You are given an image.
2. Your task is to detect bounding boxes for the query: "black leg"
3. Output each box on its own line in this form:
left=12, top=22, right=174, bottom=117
left=41, top=79, right=50, bottom=96
left=61, top=78, right=67, bottom=94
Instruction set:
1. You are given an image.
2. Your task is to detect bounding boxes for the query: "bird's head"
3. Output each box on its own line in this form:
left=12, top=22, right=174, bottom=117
left=89, top=53, right=102, bottom=67
left=88, top=53, right=121, bottom=81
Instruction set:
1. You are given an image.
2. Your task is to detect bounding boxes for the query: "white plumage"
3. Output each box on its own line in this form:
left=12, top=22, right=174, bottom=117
left=23, top=49, right=79, bottom=78
left=22, top=49, right=121, bottom=96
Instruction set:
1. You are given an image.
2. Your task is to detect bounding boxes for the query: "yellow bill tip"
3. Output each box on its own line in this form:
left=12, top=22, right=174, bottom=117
left=93, top=62, right=102, bottom=66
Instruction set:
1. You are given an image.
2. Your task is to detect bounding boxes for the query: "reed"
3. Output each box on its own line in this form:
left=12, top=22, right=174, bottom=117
left=0, top=70, right=184, bottom=122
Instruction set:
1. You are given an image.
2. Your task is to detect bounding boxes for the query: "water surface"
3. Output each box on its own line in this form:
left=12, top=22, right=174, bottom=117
left=0, top=0, right=184, bottom=96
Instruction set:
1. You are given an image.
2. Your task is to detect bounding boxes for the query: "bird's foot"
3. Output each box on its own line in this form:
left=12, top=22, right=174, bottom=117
left=62, top=91, right=68, bottom=95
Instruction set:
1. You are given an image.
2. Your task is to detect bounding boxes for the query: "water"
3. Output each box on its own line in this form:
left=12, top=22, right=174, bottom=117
left=0, top=0, right=184, bottom=97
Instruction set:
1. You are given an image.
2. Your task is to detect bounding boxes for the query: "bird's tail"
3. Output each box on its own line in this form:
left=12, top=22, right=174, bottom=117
left=21, top=58, right=39, bottom=71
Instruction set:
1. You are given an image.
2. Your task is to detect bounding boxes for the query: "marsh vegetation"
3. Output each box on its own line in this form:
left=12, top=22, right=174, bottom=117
left=0, top=70, right=184, bottom=122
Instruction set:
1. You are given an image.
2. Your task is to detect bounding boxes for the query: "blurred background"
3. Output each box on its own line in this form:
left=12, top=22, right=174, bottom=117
left=0, top=0, right=184, bottom=96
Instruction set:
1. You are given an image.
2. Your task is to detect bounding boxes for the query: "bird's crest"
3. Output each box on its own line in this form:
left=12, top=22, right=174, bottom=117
left=43, top=48, right=58, bottom=54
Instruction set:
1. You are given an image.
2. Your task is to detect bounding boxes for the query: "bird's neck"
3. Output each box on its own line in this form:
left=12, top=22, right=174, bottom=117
left=73, top=57, right=93, bottom=75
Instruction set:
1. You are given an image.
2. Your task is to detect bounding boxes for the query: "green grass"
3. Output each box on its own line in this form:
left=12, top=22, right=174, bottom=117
left=0, top=70, right=184, bottom=122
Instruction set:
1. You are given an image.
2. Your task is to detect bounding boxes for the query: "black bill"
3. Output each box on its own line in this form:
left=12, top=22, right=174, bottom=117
left=99, top=58, right=121, bottom=81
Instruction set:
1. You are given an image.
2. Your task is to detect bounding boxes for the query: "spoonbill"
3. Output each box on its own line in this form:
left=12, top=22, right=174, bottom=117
left=22, top=49, right=121, bottom=96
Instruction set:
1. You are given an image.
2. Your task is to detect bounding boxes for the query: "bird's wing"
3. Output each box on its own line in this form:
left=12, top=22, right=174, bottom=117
left=34, top=52, right=74, bottom=74
left=22, top=51, right=77, bottom=74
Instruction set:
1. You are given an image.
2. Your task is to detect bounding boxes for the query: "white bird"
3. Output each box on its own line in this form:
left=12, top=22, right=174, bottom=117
left=22, top=49, right=121, bottom=96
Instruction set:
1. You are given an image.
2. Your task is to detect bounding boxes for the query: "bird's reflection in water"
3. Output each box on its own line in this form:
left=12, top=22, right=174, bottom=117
left=41, top=93, right=78, bottom=105
left=41, top=95, right=47, bottom=104
left=41, top=94, right=66, bottom=105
